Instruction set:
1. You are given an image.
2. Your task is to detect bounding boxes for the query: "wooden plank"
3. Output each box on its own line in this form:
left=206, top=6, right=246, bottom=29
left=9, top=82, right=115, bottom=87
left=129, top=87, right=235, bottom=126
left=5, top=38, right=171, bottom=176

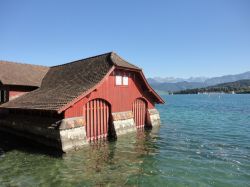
left=94, top=100, right=97, bottom=140
left=90, top=101, right=93, bottom=141
left=142, top=101, right=144, bottom=126
left=86, top=102, right=88, bottom=140
left=142, top=100, right=144, bottom=127
left=136, top=100, right=140, bottom=126
left=105, top=104, right=109, bottom=138
left=133, top=101, right=135, bottom=126
left=96, top=99, right=99, bottom=139
left=143, top=100, right=146, bottom=127
left=87, top=102, right=90, bottom=140
left=100, top=100, right=103, bottom=138
left=85, top=103, right=87, bottom=139
left=142, top=102, right=145, bottom=125
left=133, top=101, right=135, bottom=125
left=139, top=100, right=141, bottom=127
left=144, top=102, right=146, bottom=125
left=102, top=100, right=105, bottom=138
left=103, top=103, right=106, bottom=138
left=97, top=99, right=101, bottom=139
left=134, top=100, right=137, bottom=127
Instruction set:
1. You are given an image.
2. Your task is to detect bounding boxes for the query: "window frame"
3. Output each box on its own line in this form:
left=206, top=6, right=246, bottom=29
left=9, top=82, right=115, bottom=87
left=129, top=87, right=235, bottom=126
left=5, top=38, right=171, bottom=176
left=115, top=75, right=122, bottom=86
left=122, top=76, right=128, bottom=86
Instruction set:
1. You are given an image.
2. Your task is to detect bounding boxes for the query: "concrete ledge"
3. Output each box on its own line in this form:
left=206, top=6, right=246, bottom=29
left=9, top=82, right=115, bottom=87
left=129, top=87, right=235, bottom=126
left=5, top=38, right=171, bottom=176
left=0, top=114, right=60, bottom=139
left=148, top=108, right=160, bottom=115
left=113, top=118, right=136, bottom=136
left=148, top=109, right=161, bottom=126
left=59, top=117, right=85, bottom=130
left=112, top=111, right=133, bottom=121
left=0, top=115, right=87, bottom=152
left=60, top=126, right=87, bottom=152
left=112, top=111, right=136, bottom=136
left=0, top=126, right=62, bottom=150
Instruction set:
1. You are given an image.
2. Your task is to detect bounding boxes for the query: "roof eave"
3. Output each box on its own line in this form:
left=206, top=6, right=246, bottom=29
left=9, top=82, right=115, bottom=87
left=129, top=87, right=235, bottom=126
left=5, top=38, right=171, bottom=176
left=138, top=71, right=165, bottom=104
left=2, top=83, right=40, bottom=88
left=0, top=106, right=58, bottom=113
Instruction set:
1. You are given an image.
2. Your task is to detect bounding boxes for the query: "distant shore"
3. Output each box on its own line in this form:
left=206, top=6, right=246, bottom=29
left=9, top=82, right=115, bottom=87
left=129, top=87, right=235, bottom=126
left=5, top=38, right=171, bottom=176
left=170, top=79, right=250, bottom=95
left=173, top=90, right=250, bottom=95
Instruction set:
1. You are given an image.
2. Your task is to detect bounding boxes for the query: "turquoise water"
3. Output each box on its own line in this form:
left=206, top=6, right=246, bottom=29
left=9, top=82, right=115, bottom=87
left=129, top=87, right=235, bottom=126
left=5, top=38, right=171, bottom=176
left=0, top=94, right=250, bottom=186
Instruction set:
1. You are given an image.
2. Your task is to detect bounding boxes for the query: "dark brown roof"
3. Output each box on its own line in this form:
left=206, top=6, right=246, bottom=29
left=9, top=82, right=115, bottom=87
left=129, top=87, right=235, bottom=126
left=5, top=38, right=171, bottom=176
left=0, top=60, right=49, bottom=87
left=1, top=52, right=164, bottom=111
left=1, top=52, right=143, bottom=111
left=110, top=52, right=141, bottom=70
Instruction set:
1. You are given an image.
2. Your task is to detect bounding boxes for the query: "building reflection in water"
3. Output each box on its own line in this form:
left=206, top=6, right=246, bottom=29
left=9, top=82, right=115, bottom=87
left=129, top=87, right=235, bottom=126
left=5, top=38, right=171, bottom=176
left=61, top=126, right=161, bottom=186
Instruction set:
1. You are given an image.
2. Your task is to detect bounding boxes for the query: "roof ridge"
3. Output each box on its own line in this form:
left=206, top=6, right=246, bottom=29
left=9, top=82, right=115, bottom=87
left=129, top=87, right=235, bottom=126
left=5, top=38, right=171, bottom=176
left=51, top=52, right=114, bottom=68
left=0, top=60, right=48, bottom=68
left=110, top=52, right=141, bottom=70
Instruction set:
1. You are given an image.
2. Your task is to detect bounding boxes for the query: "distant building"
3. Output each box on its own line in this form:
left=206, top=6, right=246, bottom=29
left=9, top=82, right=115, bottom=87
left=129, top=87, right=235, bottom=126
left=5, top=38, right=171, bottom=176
left=0, top=60, right=49, bottom=104
left=0, top=52, right=164, bottom=152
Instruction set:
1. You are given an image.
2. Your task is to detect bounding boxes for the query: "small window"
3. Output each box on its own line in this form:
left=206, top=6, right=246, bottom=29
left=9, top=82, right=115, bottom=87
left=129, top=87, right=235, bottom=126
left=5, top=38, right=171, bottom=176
left=123, top=76, right=128, bottom=85
left=116, top=75, right=122, bottom=85
left=115, top=72, right=129, bottom=86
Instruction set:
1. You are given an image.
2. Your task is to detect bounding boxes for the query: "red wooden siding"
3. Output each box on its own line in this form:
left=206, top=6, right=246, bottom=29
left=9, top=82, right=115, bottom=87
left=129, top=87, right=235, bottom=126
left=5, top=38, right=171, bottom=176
left=84, top=99, right=110, bottom=141
left=132, top=98, right=147, bottom=128
left=64, top=69, right=155, bottom=118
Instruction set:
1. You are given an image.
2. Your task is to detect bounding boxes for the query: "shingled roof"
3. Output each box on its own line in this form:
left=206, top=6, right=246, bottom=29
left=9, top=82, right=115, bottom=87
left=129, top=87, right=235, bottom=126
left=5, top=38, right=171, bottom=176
left=1, top=52, right=147, bottom=112
left=1, top=52, right=164, bottom=112
left=0, top=60, right=49, bottom=87
left=110, top=52, right=141, bottom=70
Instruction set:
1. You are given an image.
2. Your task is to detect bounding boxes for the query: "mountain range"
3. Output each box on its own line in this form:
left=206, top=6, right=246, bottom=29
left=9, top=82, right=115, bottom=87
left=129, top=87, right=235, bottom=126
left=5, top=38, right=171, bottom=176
left=148, top=71, right=250, bottom=93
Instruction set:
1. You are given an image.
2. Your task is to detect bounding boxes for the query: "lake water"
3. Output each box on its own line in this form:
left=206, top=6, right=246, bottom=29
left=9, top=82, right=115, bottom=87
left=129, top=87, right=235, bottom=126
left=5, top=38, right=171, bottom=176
left=0, top=94, right=250, bottom=187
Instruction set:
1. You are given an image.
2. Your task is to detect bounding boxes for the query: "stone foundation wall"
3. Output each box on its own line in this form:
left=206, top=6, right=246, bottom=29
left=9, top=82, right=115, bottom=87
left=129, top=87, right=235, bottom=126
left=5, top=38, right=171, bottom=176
left=148, top=109, right=161, bottom=126
left=0, top=108, right=161, bottom=152
left=60, top=126, right=87, bottom=152
left=0, top=114, right=60, bottom=139
left=58, top=117, right=87, bottom=152
left=0, top=114, right=87, bottom=152
left=112, top=111, right=136, bottom=136
left=0, top=114, right=62, bottom=149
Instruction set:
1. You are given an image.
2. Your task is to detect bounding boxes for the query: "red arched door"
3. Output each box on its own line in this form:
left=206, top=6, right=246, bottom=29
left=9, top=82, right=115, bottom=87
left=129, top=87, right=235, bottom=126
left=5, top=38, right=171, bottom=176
left=132, top=98, right=147, bottom=128
left=84, top=99, right=110, bottom=141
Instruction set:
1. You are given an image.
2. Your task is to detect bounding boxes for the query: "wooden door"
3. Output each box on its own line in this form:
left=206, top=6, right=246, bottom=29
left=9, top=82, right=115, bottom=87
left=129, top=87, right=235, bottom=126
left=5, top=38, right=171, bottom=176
left=84, top=99, right=110, bottom=141
left=132, top=98, right=147, bottom=128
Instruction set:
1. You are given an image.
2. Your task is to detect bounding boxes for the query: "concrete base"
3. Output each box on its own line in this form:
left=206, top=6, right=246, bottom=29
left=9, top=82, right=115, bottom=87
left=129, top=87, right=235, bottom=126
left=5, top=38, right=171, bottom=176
left=112, top=111, right=136, bottom=136
left=148, top=109, right=161, bottom=126
left=0, top=114, right=86, bottom=152
left=113, top=118, right=136, bottom=135
left=60, top=126, right=87, bottom=152
left=59, top=117, right=87, bottom=152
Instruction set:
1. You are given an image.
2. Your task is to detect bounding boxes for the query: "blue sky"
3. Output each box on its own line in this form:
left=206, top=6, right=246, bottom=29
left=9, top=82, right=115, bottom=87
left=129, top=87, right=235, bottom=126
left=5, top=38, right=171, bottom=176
left=0, top=0, right=250, bottom=78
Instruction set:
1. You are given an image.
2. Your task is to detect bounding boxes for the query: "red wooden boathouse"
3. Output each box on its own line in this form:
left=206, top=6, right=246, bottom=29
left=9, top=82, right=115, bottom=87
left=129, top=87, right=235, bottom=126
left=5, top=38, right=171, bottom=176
left=0, top=52, right=164, bottom=152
